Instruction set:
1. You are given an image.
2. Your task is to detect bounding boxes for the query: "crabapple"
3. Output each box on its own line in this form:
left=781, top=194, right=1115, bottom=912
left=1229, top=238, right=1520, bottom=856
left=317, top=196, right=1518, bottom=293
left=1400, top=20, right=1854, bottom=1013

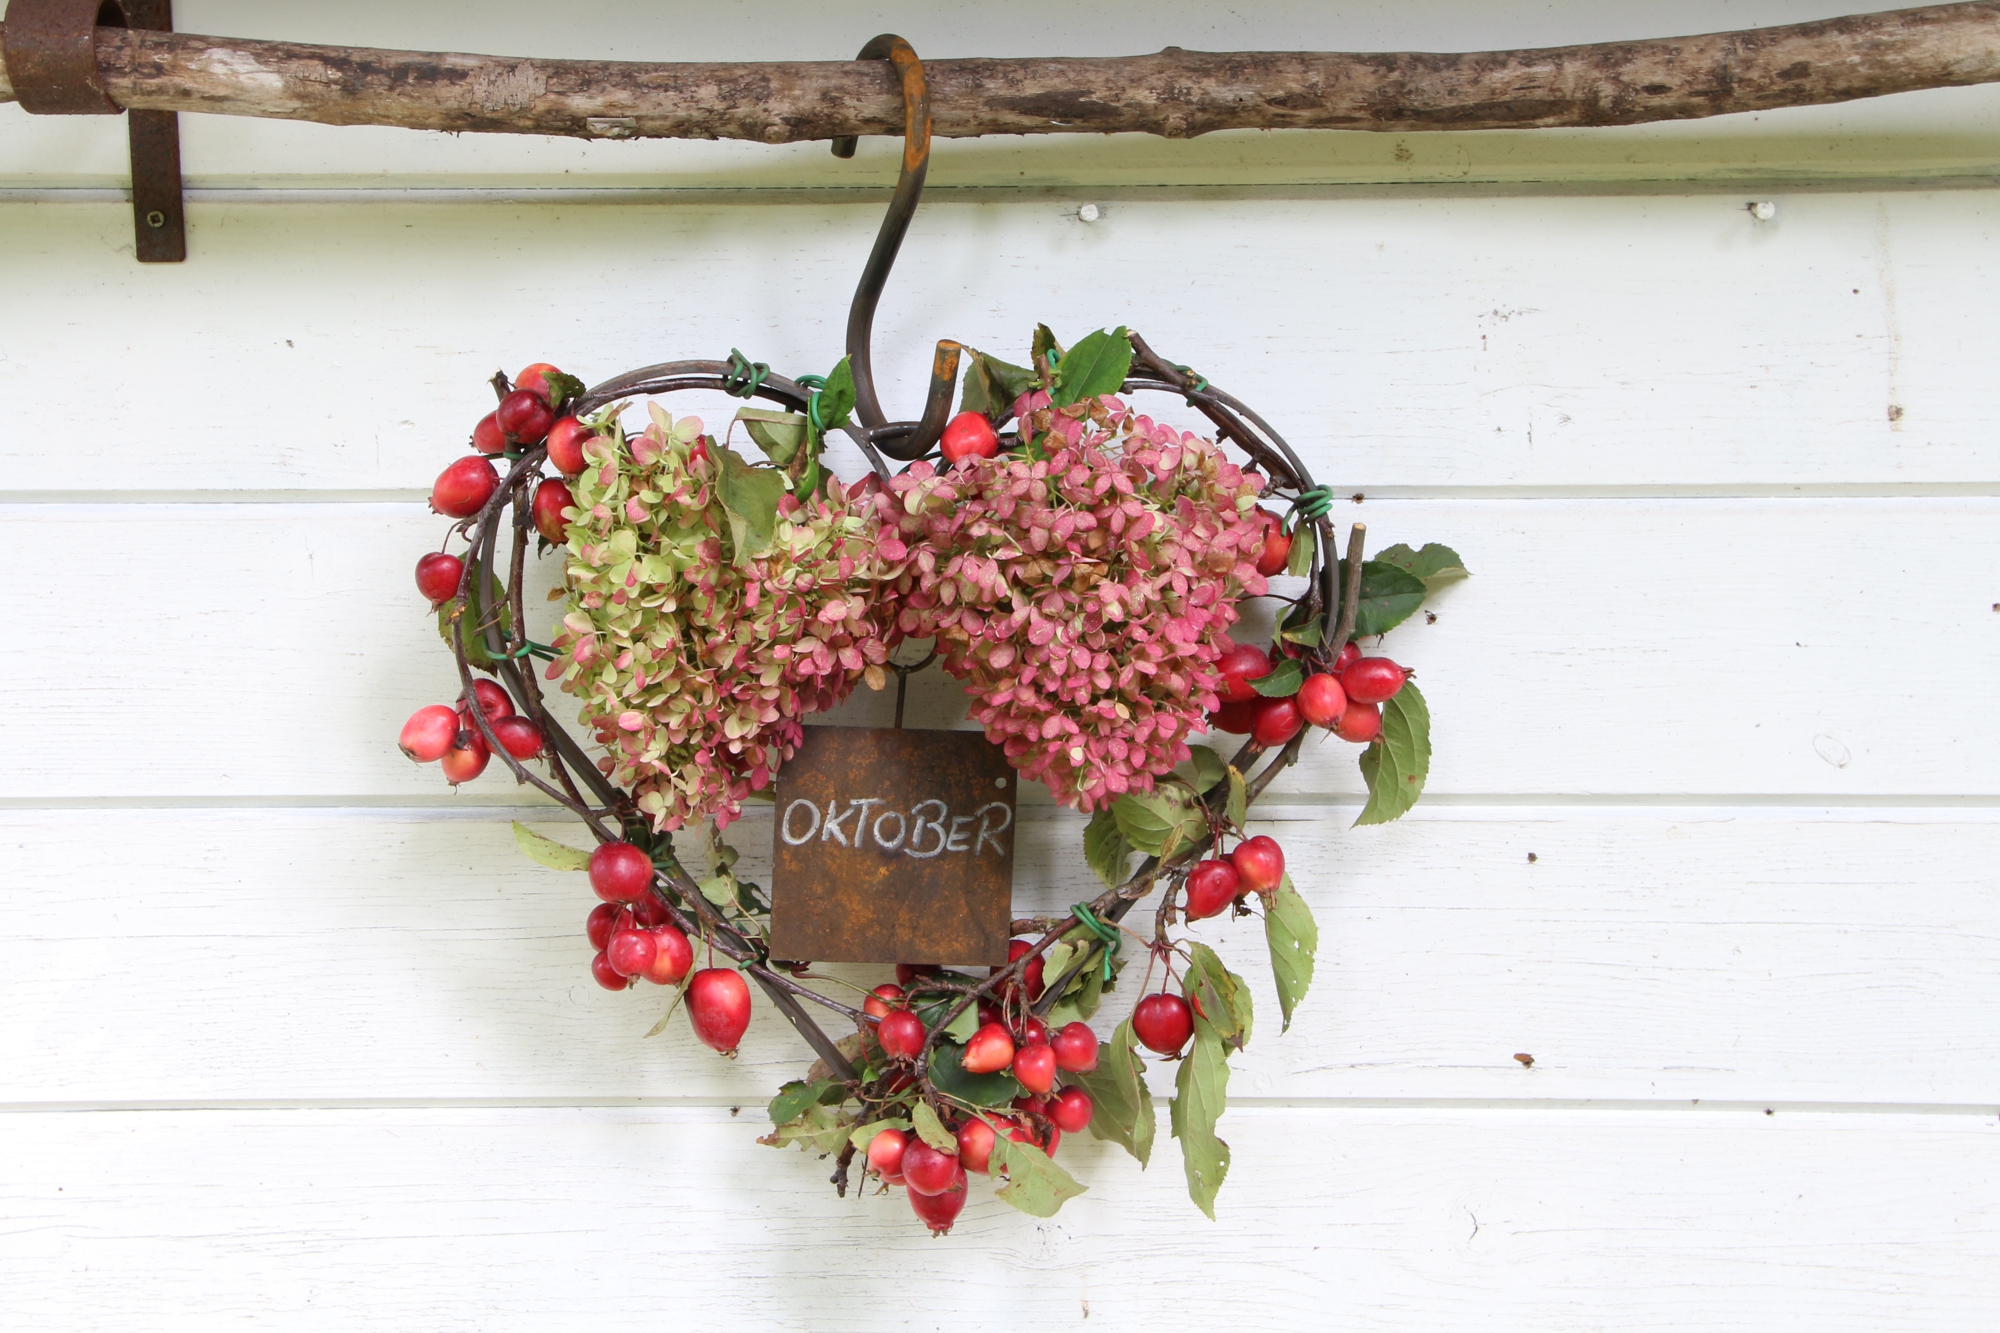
left=908, top=1166, right=968, bottom=1234
left=415, top=551, right=464, bottom=605
left=496, top=388, right=554, bottom=444
left=1332, top=642, right=1362, bottom=673
left=585, top=902, right=621, bottom=952
left=1296, top=672, right=1348, bottom=728
left=1133, top=992, right=1194, bottom=1055
left=489, top=715, right=543, bottom=760
left=544, top=417, right=592, bottom=475
left=590, top=950, right=629, bottom=991
left=440, top=734, right=489, bottom=785
left=867, top=1127, right=910, bottom=1182
left=1252, top=696, right=1304, bottom=747
left=605, top=927, right=657, bottom=977
left=1049, top=1086, right=1094, bottom=1134
left=895, top=963, right=940, bottom=986
left=513, top=363, right=561, bottom=399
left=629, top=893, right=671, bottom=929
left=532, top=477, right=574, bottom=544
left=877, top=1009, right=926, bottom=1062
left=960, top=1022, right=1016, bottom=1075
left=1015, top=1017, right=1049, bottom=1049
left=1008, top=1119, right=1060, bottom=1158
left=465, top=678, right=514, bottom=720
left=940, top=411, right=1000, bottom=466
left=956, top=1117, right=997, bottom=1174
left=1216, top=642, right=1272, bottom=703
left=1207, top=699, right=1259, bottom=735
left=901, top=1140, right=959, bottom=1196
left=993, top=938, right=1044, bottom=1001
left=588, top=842, right=654, bottom=904
left=430, top=456, right=498, bottom=518
left=398, top=704, right=459, bottom=763
left=863, top=984, right=905, bottom=1019
left=1342, top=657, right=1409, bottom=704
left=1012, top=1042, right=1057, bottom=1095
left=642, top=925, right=693, bottom=985
left=1051, top=1022, right=1099, bottom=1073
left=1253, top=510, right=1292, bottom=577
left=1184, top=858, right=1241, bottom=921
left=686, top=967, right=751, bottom=1054
left=1333, top=701, right=1383, bottom=743
left=1231, top=835, right=1285, bottom=894
left=471, top=412, right=507, bottom=456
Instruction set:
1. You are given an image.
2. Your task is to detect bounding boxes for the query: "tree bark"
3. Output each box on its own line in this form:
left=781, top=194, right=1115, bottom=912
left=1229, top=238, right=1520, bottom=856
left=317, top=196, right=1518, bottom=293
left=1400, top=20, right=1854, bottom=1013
left=1, top=4, right=1997, bottom=143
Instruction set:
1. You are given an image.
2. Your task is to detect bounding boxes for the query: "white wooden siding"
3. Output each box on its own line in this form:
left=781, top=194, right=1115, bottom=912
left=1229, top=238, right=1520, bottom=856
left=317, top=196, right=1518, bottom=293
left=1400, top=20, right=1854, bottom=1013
left=2, top=3, right=1997, bottom=1329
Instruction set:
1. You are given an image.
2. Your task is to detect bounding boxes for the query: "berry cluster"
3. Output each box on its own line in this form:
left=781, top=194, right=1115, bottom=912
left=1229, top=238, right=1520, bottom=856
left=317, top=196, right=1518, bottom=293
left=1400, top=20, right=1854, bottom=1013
left=583, top=840, right=753, bottom=1054
left=885, top=395, right=1269, bottom=810
left=1206, top=639, right=1411, bottom=746
left=397, top=678, right=545, bottom=787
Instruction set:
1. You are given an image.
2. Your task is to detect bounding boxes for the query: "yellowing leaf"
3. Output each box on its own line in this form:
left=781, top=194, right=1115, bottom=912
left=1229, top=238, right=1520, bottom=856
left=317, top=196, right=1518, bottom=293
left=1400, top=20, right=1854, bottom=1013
left=511, top=822, right=592, bottom=872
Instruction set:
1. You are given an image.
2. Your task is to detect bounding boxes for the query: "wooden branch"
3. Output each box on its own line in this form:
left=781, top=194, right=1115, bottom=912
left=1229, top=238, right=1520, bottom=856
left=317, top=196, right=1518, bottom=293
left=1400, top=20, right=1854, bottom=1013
left=2, top=4, right=1997, bottom=143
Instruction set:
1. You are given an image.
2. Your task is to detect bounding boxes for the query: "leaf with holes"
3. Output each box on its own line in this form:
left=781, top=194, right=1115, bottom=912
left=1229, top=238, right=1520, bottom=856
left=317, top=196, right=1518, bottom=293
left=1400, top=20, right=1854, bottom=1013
left=990, top=1132, right=1088, bottom=1217
left=1170, top=1017, right=1232, bottom=1218
left=511, top=822, right=591, bottom=872
left=1073, top=1016, right=1155, bottom=1166
left=1112, top=787, right=1204, bottom=859
left=960, top=350, right=1037, bottom=418
left=1181, top=942, right=1254, bottom=1051
left=1263, top=874, right=1318, bottom=1031
left=767, top=1078, right=846, bottom=1128
left=1084, top=808, right=1136, bottom=888
left=911, top=1100, right=959, bottom=1154
left=1356, top=681, right=1432, bottom=826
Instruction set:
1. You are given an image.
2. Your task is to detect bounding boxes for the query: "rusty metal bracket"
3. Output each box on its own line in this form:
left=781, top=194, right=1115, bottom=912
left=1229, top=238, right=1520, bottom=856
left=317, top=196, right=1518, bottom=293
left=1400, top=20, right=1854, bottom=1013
left=1, top=0, right=185, bottom=262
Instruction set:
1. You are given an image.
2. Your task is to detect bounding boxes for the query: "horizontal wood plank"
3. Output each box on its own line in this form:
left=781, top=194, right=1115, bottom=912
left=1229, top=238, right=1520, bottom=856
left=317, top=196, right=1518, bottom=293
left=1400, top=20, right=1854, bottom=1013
left=4, top=806, right=1996, bottom=1106
left=1, top=190, right=1996, bottom=491
left=1, top=498, right=1992, bottom=800
left=2, top=1105, right=1995, bottom=1331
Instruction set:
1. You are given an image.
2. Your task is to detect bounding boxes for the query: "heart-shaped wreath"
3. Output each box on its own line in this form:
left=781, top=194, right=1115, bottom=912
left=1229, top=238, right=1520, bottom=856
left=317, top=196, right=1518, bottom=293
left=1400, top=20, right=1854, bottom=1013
left=394, top=35, right=1469, bottom=1233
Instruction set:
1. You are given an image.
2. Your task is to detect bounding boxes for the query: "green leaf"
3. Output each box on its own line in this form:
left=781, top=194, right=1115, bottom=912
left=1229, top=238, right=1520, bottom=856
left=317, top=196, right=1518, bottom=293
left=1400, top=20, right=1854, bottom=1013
left=1031, top=324, right=1064, bottom=381
left=959, top=350, right=1038, bottom=419
left=1084, top=809, right=1135, bottom=889
left=1375, top=542, right=1470, bottom=593
left=713, top=445, right=787, bottom=559
left=1355, top=681, right=1432, bottom=826
left=942, top=1003, right=980, bottom=1043
left=1041, top=940, right=1078, bottom=996
left=511, top=822, right=592, bottom=872
left=1249, top=657, right=1305, bottom=698
left=928, top=1042, right=1023, bottom=1108
left=849, top=1117, right=910, bottom=1152
left=1181, top=943, right=1253, bottom=1050
left=1111, top=788, right=1204, bottom=859
left=1173, top=745, right=1227, bottom=794
left=816, top=356, right=857, bottom=434
left=1224, top=767, right=1248, bottom=829
left=1050, top=326, right=1133, bottom=407
left=1263, top=875, right=1318, bottom=1031
left=768, top=1078, right=846, bottom=1128
left=696, top=874, right=737, bottom=907
left=757, top=1102, right=853, bottom=1154
left=1170, top=1017, right=1232, bottom=1219
left=734, top=407, right=808, bottom=467
left=542, top=371, right=587, bottom=412
left=911, top=1100, right=959, bottom=1154
left=989, top=1133, right=1088, bottom=1217
left=1336, top=558, right=1430, bottom=638
left=1073, top=1017, right=1155, bottom=1166
left=1284, top=523, right=1316, bottom=578
left=1279, top=597, right=1324, bottom=648
left=437, top=572, right=512, bottom=669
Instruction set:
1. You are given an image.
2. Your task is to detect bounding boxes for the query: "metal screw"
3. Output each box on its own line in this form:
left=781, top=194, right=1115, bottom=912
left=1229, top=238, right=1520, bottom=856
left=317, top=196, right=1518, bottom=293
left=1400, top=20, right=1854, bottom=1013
left=144, top=210, right=167, bottom=228
left=1077, top=202, right=1101, bottom=223
left=1748, top=201, right=1777, bottom=221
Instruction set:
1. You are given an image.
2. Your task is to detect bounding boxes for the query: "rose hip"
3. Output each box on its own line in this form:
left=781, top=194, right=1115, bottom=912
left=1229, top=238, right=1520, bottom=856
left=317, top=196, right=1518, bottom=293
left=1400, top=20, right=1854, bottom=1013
left=1184, top=858, right=1241, bottom=920
left=1216, top=642, right=1272, bottom=704
left=496, top=389, right=554, bottom=445
left=430, top=456, right=498, bottom=518
left=532, top=477, right=574, bottom=544
left=415, top=551, right=464, bottom=605
left=471, top=412, right=507, bottom=456
left=398, top=704, right=459, bottom=763
left=1333, top=701, right=1383, bottom=743
left=1251, top=696, right=1304, bottom=747
left=489, top=715, right=543, bottom=760
left=439, top=734, right=489, bottom=785
left=544, top=417, right=592, bottom=475
left=1342, top=657, right=1409, bottom=704
left=1296, top=672, right=1348, bottom=728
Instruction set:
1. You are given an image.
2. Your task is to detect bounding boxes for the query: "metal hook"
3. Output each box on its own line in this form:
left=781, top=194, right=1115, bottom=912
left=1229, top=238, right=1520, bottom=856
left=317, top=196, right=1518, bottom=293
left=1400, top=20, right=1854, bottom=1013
left=829, top=35, right=960, bottom=463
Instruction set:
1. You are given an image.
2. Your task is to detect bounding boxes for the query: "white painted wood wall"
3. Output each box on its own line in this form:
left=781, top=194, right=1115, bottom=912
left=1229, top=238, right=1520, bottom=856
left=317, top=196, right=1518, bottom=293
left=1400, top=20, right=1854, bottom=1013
left=4, top=2, right=1997, bottom=1328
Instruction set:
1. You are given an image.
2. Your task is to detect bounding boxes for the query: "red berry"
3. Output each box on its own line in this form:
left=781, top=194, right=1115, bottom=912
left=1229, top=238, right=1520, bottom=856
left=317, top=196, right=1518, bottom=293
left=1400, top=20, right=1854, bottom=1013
left=590, top=949, right=630, bottom=991
left=514, top=363, right=561, bottom=399
left=1012, top=1042, right=1057, bottom=1095
left=940, top=411, right=1001, bottom=466
left=1333, top=701, right=1382, bottom=743
left=1207, top=699, right=1259, bottom=734
left=1216, top=641, right=1272, bottom=703
left=642, top=925, right=693, bottom=985
left=605, top=927, right=657, bottom=977
left=877, top=1009, right=927, bottom=1062
left=686, top=968, right=752, bottom=1054
left=1332, top=642, right=1362, bottom=673
left=960, top=1021, right=1016, bottom=1075
left=398, top=704, right=459, bottom=763
left=1253, top=510, right=1292, bottom=577
left=1343, top=657, right=1409, bottom=704
left=1012, top=1093, right=1051, bottom=1117
left=415, top=552, right=464, bottom=605
left=895, top=963, right=940, bottom=986
left=867, top=1127, right=909, bottom=1181
left=956, top=1117, right=997, bottom=1174
left=901, top=1139, right=959, bottom=1196
left=993, top=938, right=1044, bottom=1001
left=588, top=842, right=654, bottom=904
left=440, top=733, right=489, bottom=785
left=585, top=903, right=621, bottom=952
left=1007, top=1118, right=1060, bottom=1157
left=1049, top=1086, right=1094, bottom=1134
left=1297, top=672, right=1348, bottom=728
left=629, top=894, right=671, bottom=929
left=489, top=715, right=543, bottom=760
left=471, top=412, right=507, bottom=456
left=863, top=983, right=905, bottom=1019
left=1251, top=696, right=1304, bottom=747
left=545, top=417, right=592, bottom=475
left=497, top=389, right=554, bottom=445
left=430, top=456, right=498, bottom=518
left=977, top=1001, right=1003, bottom=1030
left=1184, top=858, right=1241, bottom=921
left=465, top=678, right=514, bottom=720
left=907, top=1165, right=968, bottom=1234
left=1051, top=1022, right=1099, bottom=1073
left=532, top=477, right=574, bottom=544
left=1133, top=993, right=1194, bottom=1055
left=1231, top=835, right=1286, bottom=894
left=1016, top=1017, right=1049, bottom=1049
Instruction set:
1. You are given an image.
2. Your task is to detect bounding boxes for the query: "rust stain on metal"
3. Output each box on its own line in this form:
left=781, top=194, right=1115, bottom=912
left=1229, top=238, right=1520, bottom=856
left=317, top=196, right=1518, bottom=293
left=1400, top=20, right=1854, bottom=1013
left=769, top=726, right=1015, bottom=967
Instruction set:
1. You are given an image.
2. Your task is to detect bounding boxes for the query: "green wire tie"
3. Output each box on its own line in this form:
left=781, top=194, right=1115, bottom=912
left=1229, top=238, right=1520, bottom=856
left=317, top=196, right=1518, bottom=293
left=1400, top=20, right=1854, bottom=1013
left=1172, top=362, right=1211, bottom=394
left=1290, top=486, right=1334, bottom=522
left=506, top=640, right=557, bottom=661
left=721, top=349, right=769, bottom=399
left=1070, top=902, right=1122, bottom=982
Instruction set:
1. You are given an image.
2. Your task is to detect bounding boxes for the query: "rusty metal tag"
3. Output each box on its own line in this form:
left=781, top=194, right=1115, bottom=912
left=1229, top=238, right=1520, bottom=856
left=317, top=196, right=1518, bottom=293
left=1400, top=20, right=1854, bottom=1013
left=767, top=726, right=1015, bottom=967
